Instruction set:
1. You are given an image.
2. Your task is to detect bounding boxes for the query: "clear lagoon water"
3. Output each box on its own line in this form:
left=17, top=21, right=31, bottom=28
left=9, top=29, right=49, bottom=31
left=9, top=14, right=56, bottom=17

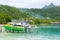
left=0, top=24, right=60, bottom=40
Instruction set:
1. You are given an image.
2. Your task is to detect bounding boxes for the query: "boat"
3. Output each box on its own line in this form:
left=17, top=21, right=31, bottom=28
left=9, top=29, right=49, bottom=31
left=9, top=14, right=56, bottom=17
left=3, top=22, right=38, bottom=32
left=3, top=24, right=25, bottom=32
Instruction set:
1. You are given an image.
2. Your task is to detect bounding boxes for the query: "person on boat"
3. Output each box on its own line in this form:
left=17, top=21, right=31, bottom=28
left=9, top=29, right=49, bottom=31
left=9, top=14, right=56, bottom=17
left=24, top=24, right=31, bottom=33
left=28, top=25, right=31, bottom=32
left=25, top=25, right=28, bottom=33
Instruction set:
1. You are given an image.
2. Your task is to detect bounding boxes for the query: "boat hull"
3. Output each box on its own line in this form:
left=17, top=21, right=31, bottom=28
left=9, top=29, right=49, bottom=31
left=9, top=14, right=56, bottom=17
left=3, top=25, right=25, bottom=32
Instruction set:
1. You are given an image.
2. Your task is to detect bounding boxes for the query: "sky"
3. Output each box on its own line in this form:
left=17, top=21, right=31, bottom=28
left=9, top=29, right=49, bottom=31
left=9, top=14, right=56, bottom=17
left=0, top=0, right=60, bottom=8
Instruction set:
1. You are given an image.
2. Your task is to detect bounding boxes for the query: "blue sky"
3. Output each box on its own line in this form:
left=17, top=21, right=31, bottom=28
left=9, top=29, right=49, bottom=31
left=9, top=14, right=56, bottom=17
left=0, top=0, right=60, bottom=8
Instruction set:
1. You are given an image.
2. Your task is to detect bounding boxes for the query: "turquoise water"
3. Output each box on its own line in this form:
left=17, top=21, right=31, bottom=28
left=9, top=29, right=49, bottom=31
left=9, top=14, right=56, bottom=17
left=1, top=24, right=60, bottom=40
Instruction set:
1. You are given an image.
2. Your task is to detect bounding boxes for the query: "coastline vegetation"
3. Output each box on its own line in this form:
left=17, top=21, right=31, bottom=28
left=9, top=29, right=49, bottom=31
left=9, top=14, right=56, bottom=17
left=0, top=5, right=60, bottom=25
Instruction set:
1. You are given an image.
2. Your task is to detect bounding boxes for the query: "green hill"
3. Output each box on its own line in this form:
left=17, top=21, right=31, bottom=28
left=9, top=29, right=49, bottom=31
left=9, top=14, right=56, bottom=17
left=19, top=6, right=60, bottom=20
left=0, top=5, right=30, bottom=24
left=0, top=4, right=60, bottom=24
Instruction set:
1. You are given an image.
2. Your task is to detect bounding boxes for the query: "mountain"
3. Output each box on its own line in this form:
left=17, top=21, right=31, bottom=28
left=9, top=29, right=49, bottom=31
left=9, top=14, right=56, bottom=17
left=0, top=4, right=60, bottom=24
left=43, top=3, right=55, bottom=9
left=19, top=6, right=60, bottom=20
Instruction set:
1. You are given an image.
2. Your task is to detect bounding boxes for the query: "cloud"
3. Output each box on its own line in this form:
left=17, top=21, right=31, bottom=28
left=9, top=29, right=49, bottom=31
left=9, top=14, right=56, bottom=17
left=0, top=0, right=60, bottom=8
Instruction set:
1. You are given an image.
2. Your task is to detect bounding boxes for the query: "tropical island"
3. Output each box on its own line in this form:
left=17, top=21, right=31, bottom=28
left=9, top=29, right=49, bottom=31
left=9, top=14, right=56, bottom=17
left=0, top=3, right=60, bottom=25
left=0, top=3, right=60, bottom=32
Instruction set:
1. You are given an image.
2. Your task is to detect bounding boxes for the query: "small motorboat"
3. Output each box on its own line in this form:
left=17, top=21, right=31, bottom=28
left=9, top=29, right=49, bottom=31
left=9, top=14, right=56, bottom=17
left=3, top=22, right=38, bottom=32
left=3, top=24, right=25, bottom=32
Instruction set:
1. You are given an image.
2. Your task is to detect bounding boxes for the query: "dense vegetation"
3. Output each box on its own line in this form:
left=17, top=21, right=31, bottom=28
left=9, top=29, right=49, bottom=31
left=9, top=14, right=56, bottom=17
left=30, top=6, right=60, bottom=20
left=20, top=6, right=60, bottom=21
left=0, top=5, right=30, bottom=24
left=0, top=4, right=60, bottom=24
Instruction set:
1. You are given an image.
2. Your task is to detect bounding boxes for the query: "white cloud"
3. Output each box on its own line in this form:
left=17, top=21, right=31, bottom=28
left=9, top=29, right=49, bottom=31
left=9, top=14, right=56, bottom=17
left=0, top=0, right=60, bottom=8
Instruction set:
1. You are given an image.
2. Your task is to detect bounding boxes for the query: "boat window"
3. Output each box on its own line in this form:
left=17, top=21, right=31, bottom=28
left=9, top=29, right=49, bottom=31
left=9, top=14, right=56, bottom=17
left=13, top=24, right=21, bottom=26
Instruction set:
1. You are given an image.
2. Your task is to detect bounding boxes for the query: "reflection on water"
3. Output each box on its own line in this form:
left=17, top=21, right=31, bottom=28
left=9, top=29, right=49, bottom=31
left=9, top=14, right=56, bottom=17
left=0, top=25, right=60, bottom=40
